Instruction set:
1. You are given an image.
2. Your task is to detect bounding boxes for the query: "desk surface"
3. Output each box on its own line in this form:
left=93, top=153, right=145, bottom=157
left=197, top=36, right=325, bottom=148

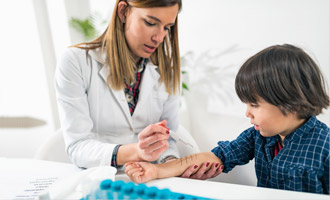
left=116, top=173, right=329, bottom=200
left=1, top=158, right=328, bottom=200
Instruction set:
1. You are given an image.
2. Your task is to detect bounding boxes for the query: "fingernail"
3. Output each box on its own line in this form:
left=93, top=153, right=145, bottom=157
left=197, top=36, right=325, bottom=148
left=206, top=162, right=210, bottom=167
left=221, top=165, right=224, bottom=170
left=166, top=130, right=169, bottom=134
left=159, top=124, right=166, bottom=128
left=215, top=163, right=219, bottom=168
left=194, top=165, right=198, bottom=169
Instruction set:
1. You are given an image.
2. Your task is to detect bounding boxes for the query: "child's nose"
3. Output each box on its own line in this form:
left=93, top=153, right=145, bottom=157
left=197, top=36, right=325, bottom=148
left=245, top=106, right=253, bottom=119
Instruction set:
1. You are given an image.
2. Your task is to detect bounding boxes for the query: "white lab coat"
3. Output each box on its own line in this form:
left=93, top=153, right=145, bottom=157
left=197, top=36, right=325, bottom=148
left=55, top=47, right=180, bottom=168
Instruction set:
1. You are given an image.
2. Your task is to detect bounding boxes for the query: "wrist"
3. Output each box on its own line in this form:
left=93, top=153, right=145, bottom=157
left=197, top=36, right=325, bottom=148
left=160, top=155, right=178, bottom=163
left=134, top=143, right=144, bottom=161
left=155, top=158, right=177, bottom=179
left=116, top=143, right=143, bottom=165
left=111, top=144, right=122, bottom=168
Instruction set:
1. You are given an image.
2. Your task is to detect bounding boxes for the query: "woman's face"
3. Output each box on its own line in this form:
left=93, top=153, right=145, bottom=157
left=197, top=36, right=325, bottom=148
left=119, top=3, right=179, bottom=61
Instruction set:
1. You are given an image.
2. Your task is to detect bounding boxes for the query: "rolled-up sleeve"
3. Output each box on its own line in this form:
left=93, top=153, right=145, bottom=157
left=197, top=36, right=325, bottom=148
left=211, top=127, right=256, bottom=172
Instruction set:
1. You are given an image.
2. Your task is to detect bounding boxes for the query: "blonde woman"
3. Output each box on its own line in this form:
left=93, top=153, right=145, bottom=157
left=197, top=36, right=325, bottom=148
left=55, top=0, right=184, bottom=170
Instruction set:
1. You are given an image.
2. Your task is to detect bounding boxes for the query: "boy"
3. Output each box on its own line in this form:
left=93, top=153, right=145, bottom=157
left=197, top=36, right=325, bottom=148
left=125, top=44, right=330, bottom=194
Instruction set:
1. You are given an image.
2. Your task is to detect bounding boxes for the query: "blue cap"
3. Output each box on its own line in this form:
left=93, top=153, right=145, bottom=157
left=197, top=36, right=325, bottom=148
left=100, top=179, right=113, bottom=190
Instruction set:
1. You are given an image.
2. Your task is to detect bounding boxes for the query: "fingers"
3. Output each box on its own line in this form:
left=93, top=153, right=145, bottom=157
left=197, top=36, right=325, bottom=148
left=155, top=119, right=167, bottom=127
left=139, top=142, right=169, bottom=161
left=180, top=162, right=224, bottom=180
left=192, top=162, right=209, bottom=179
left=212, top=164, right=225, bottom=178
left=139, top=138, right=169, bottom=153
left=125, top=162, right=141, bottom=174
left=128, top=170, right=144, bottom=183
left=125, top=162, right=144, bottom=183
left=180, top=165, right=198, bottom=178
left=138, top=123, right=169, bottom=140
left=137, top=121, right=171, bottom=161
left=199, top=162, right=224, bottom=180
left=190, top=162, right=211, bottom=180
left=200, top=163, right=221, bottom=179
left=139, top=133, right=169, bottom=149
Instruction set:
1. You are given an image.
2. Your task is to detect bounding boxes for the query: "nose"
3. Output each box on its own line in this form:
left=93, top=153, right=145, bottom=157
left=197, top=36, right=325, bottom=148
left=151, top=28, right=167, bottom=44
left=245, top=105, right=253, bottom=119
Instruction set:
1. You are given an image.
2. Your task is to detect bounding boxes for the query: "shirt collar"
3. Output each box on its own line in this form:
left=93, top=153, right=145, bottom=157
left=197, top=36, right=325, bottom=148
left=137, top=58, right=149, bottom=71
left=263, top=116, right=317, bottom=147
left=283, top=116, right=317, bottom=145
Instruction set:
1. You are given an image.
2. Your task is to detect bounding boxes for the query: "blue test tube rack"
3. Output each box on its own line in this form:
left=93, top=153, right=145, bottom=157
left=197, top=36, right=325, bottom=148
left=80, top=179, right=213, bottom=200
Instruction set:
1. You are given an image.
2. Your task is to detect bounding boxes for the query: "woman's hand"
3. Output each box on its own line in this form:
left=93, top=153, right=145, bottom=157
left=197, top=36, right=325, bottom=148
left=125, top=162, right=157, bottom=183
left=180, top=162, right=224, bottom=180
left=137, top=120, right=170, bottom=161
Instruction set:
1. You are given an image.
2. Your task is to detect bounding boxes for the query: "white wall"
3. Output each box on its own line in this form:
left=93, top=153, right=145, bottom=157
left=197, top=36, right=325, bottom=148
left=177, top=0, right=329, bottom=186
left=0, top=0, right=328, bottom=186
left=87, top=0, right=329, bottom=186
left=0, top=0, right=55, bottom=158
left=178, top=0, right=329, bottom=133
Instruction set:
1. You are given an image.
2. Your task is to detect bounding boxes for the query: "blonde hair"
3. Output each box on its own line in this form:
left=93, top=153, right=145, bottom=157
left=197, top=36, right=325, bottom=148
left=72, top=0, right=182, bottom=95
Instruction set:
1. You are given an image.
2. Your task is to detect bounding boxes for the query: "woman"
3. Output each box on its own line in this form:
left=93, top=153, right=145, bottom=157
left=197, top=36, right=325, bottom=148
left=55, top=0, right=221, bottom=179
left=55, top=0, right=181, bottom=169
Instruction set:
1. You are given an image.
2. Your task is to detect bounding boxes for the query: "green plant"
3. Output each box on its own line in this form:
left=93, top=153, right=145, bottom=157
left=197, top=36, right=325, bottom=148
left=69, top=17, right=98, bottom=41
left=69, top=12, right=106, bottom=41
left=181, top=70, right=189, bottom=94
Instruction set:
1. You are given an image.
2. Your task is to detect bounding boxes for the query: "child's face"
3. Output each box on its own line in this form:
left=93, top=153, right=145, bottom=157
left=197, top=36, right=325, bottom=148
left=245, top=97, right=304, bottom=139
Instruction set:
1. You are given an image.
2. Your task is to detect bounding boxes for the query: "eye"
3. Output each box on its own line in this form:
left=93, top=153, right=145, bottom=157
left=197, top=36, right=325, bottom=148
left=144, top=19, right=155, bottom=26
left=250, top=103, right=259, bottom=108
left=164, top=26, right=171, bottom=31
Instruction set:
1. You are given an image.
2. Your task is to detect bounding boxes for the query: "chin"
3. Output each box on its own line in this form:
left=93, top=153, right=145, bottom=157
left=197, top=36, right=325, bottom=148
left=259, top=132, right=268, bottom=137
left=142, top=52, right=152, bottom=58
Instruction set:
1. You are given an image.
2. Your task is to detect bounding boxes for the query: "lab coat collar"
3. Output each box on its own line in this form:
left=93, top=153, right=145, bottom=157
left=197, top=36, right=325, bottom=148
left=89, top=49, right=160, bottom=128
left=88, top=48, right=106, bottom=65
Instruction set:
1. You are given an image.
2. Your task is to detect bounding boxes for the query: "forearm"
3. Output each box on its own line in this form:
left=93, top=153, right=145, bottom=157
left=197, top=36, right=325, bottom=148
left=116, top=143, right=141, bottom=165
left=155, top=152, right=222, bottom=179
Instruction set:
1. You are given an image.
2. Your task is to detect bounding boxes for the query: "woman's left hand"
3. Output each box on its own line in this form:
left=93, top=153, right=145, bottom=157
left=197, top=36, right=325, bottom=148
left=180, top=162, right=224, bottom=180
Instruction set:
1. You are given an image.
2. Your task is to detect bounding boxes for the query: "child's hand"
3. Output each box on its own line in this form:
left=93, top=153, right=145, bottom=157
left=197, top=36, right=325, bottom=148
left=125, top=162, right=157, bottom=183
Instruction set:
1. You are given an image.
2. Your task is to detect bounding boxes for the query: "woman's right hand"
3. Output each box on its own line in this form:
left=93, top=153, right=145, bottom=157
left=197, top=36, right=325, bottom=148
left=137, top=120, right=170, bottom=161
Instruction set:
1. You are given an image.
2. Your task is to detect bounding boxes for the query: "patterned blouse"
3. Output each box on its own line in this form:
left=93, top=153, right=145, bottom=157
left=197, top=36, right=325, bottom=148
left=124, top=58, right=148, bottom=115
left=111, top=58, right=148, bottom=168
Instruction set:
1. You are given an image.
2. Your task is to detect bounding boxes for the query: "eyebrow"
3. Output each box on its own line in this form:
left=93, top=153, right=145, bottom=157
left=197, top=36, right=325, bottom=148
left=146, top=15, right=175, bottom=26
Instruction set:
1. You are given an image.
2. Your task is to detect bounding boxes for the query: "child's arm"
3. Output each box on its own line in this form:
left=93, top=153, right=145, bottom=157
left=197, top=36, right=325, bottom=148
left=125, top=152, right=223, bottom=183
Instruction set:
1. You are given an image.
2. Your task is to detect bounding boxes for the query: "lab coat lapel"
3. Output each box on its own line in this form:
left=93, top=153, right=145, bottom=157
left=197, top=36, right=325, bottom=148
left=133, top=62, right=160, bottom=116
left=90, top=49, right=134, bottom=128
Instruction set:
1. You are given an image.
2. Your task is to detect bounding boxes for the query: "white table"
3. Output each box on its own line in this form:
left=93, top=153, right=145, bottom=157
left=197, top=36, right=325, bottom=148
left=115, top=173, right=329, bottom=200
left=1, top=158, right=328, bottom=200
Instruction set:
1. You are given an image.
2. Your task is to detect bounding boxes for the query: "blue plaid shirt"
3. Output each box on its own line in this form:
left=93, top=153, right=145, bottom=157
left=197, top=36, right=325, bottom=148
left=212, top=116, right=329, bottom=194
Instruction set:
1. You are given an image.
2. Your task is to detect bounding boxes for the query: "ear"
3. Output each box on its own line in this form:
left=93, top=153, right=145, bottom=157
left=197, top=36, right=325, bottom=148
left=117, top=1, right=128, bottom=23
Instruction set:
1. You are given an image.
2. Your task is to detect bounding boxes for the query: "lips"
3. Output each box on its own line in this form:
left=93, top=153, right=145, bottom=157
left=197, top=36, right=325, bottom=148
left=251, top=122, right=260, bottom=130
left=144, top=44, right=156, bottom=53
left=254, top=124, right=260, bottom=130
